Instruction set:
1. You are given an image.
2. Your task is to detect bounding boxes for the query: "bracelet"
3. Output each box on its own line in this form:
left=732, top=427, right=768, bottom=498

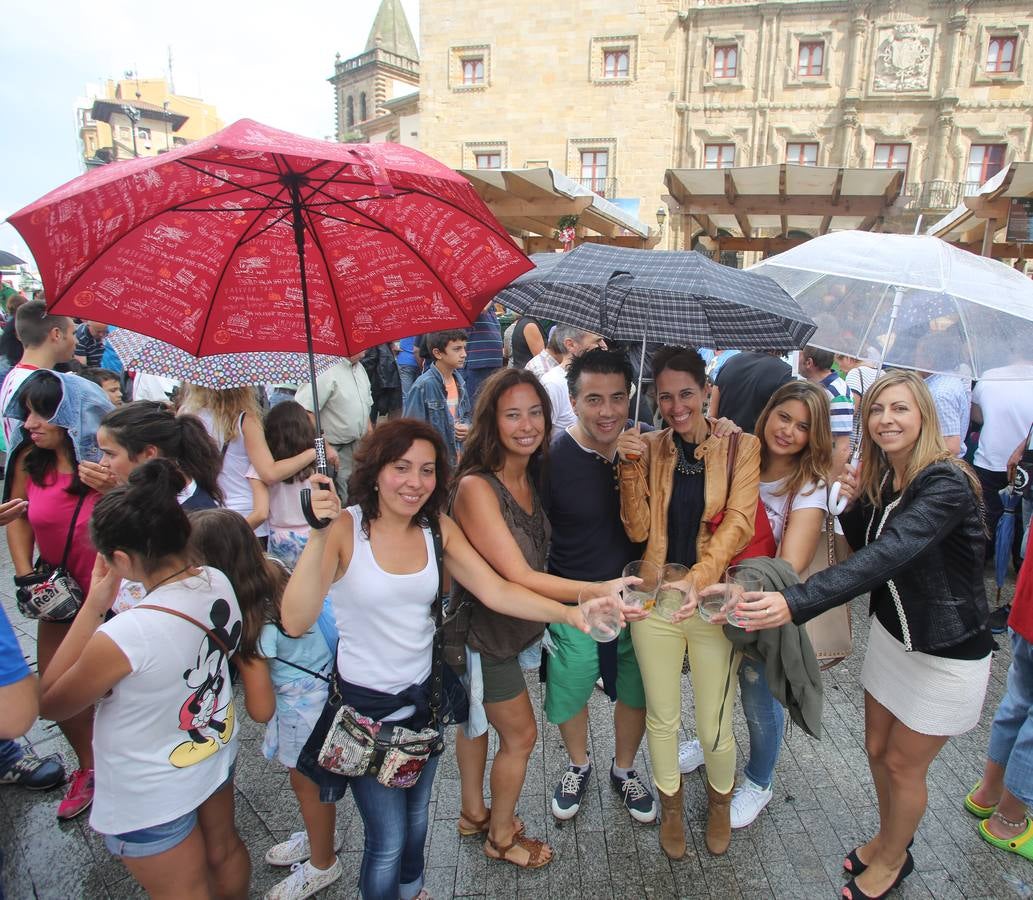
left=992, top=810, right=1028, bottom=829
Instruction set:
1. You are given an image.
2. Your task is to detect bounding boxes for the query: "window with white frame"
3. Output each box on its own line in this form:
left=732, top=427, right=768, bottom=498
left=966, top=144, right=1007, bottom=186
left=475, top=152, right=501, bottom=170
left=580, top=150, right=609, bottom=194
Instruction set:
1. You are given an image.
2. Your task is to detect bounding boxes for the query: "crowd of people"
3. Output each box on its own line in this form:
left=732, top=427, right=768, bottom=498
left=0, top=297, right=1030, bottom=900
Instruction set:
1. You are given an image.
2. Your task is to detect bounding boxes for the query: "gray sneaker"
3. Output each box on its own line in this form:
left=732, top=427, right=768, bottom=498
left=552, top=764, right=591, bottom=820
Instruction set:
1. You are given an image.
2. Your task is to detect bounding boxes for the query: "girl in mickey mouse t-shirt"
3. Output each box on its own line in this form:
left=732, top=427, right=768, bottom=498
left=39, top=459, right=251, bottom=900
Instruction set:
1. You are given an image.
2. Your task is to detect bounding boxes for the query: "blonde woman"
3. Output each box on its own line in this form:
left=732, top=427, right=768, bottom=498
left=178, top=386, right=331, bottom=542
left=736, top=371, right=991, bottom=900
left=617, top=346, right=760, bottom=859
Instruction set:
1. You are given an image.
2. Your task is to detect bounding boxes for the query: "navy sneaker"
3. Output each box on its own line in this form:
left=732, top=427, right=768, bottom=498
left=989, top=604, right=1011, bottom=634
left=0, top=749, right=66, bottom=790
left=610, top=761, right=657, bottom=824
left=552, top=763, right=591, bottom=820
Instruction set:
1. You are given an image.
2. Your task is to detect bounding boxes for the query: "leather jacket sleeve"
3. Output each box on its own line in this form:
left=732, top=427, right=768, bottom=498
left=783, top=465, right=970, bottom=624
left=618, top=432, right=655, bottom=544
left=691, top=433, right=760, bottom=591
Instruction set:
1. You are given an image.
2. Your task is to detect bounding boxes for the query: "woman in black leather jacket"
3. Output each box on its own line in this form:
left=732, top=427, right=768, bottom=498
left=731, top=370, right=991, bottom=900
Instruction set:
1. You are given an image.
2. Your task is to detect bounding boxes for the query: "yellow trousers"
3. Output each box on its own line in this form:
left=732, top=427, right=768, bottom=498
left=630, top=613, right=741, bottom=795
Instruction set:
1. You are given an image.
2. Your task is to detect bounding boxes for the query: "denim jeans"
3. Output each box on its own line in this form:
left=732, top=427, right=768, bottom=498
left=986, top=629, right=1033, bottom=808
left=398, top=365, right=420, bottom=404
left=0, top=739, right=23, bottom=770
left=349, top=753, right=439, bottom=900
left=738, top=655, right=784, bottom=790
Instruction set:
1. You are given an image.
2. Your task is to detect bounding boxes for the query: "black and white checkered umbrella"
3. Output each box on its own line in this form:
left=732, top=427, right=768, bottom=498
left=496, top=243, right=815, bottom=351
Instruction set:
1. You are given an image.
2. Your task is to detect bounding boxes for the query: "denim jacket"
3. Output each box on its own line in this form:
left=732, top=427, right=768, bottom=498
left=3, top=369, right=114, bottom=501
left=402, top=364, right=470, bottom=467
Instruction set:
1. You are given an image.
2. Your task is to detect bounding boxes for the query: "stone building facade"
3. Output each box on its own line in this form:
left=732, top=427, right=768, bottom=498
left=417, top=0, right=1032, bottom=244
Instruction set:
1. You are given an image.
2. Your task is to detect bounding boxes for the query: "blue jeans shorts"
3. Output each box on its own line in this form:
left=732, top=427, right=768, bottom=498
left=102, top=763, right=235, bottom=859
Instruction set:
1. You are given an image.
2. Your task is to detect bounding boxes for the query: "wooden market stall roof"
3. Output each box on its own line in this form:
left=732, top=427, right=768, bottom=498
left=664, top=163, right=904, bottom=255
left=926, top=162, right=1033, bottom=260
left=458, top=167, right=655, bottom=252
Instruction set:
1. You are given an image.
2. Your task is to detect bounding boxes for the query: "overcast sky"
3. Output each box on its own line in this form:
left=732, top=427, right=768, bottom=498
left=0, top=0, right=420, bottom=268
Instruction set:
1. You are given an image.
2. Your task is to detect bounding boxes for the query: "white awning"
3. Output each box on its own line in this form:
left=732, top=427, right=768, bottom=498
left=458, top=167, right=652, bottom=241
left=664, top=164, right=904, bottom=240
left=927, top=162, right=1033, bottom=243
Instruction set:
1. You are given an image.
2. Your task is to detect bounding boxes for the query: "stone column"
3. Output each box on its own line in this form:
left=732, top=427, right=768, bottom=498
left=837, top=11, right=868, bottom=165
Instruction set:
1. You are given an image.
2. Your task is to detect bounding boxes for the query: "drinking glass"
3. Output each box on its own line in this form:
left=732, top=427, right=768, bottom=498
left=578, top=583, right=622, bottom=643
left=722, top=565, right=765, bottom=628
left=621, top=560, right=661, bottom=612
left=655, top=563, right=693, bottom=621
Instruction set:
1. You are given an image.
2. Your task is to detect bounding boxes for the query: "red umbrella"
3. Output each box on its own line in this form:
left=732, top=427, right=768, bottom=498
left=9, top=118, right=531, bottom=525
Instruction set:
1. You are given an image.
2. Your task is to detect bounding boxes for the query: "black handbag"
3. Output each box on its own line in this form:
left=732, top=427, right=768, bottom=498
left=14, top=493, right=88, bottom=623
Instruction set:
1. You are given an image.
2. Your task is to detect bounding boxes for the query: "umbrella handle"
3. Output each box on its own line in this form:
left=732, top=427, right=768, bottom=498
left=300, top=436, right=333, bottom=530
left=828, top=481, right=849, bottom=517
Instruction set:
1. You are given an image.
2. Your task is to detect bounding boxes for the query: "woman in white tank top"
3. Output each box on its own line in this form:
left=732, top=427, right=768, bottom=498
left=281, top=419, right=589, bottom=900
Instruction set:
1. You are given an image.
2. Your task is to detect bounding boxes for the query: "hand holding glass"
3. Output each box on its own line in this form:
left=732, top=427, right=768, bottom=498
left=578, top=583, right=622, bottom=643
left=654, top=563, right=696, bottom=622
left=621, top=560, right=661, bottom=614
left=721, top=565, right=765, bottom=628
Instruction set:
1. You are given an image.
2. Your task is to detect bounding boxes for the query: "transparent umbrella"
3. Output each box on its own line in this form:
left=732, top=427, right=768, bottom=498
left=751, top=231, right=1033, bottom=380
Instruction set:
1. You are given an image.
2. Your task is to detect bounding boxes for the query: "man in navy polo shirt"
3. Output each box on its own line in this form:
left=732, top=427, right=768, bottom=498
left=541, top=348, right=656, bottom=825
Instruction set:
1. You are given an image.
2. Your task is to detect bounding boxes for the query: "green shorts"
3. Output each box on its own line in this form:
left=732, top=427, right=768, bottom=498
left=543, top=622, right=646, bottom=725
left=480, top=654, right=527, bottom=705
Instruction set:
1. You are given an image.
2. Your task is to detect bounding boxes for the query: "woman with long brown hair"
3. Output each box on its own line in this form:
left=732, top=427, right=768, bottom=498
left=450, top=368, right=628, bottom=869
left=736, top=371, right=991, bottom=899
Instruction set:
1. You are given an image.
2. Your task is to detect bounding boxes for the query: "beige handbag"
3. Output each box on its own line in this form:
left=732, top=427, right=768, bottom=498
left=799, top=499, right=853, bottom=670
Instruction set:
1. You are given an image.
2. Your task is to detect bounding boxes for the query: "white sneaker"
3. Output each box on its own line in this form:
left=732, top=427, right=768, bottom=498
left=265, top=858, right=342, bottom=900
left=264, top=831, right=343, bottom=867
left=678, top=739, right=704, bottom=774
left=730, top=777, right=773, bottom=829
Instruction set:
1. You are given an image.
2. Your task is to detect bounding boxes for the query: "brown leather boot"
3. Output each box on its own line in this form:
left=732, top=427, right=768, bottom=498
left=658, top=785, right=686, bottom=860
left=705, top=783, right=734, bottom=855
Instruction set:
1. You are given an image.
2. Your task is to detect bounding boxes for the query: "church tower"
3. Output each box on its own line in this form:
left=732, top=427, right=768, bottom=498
left=329, top=0, right=419, bottom=142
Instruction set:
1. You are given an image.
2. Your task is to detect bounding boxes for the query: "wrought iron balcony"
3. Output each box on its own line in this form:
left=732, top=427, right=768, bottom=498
left=576, top=177, right=619, bottom=199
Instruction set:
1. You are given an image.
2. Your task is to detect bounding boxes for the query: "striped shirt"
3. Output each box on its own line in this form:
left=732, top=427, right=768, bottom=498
left=464, top=309, right=503, bottom=370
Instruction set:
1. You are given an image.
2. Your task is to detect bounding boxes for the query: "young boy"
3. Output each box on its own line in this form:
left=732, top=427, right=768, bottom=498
left=79, top=368, right=124, bottom=406
left=403, top=329, right=471, bottom=467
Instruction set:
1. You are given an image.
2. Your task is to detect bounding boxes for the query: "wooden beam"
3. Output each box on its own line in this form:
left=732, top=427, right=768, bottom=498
left=778, top=163, right=787, bottom=200
left=734, top=210, right=753, bottom=238
left=963, top=195, right=1012, bottom=219
left=831, top=168, right=844, bottom=204
left=484, top=196, right=593, bottom=218
left=858, top=215, right=879, bottom=231
left=981, top=218, right=998, bottom=257
left=724, top=170, right=738, bottom=204
left=819, top=215, right=833, bottom=234
left=948, top=239, right=1032, bottom=260
left=779, top=215, right=789, bottom=237
left=688, top=212, right=719, bottom=238
left=717, top=236, right=810, bottom=253
left=683, top=195, right=892, bottom=216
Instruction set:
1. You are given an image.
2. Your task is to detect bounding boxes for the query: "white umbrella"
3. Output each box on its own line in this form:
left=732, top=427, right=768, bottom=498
left=752, top=231, right=1033, bottom=511
left=751, top=231, right=1033, bottom=380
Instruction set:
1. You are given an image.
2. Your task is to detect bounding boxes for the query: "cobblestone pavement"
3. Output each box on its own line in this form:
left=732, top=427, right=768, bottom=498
left=1, top=549, right=1030, bottom=899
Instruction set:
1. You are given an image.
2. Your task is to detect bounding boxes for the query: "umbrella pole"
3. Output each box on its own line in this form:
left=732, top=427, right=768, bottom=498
left=285, top=176, right=332, bottom=530
left=633, top=331, right=647, bottom=426
left=830, top=287, right=905, bottom=515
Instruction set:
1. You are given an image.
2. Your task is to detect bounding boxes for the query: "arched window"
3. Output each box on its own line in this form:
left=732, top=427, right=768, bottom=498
left=346, top=96, right=354, bottom=128
left=359, top=93, right=368, bottom=121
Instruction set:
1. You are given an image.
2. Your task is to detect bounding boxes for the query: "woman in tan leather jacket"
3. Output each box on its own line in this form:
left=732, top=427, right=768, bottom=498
left=617, top=346, right=760, bottom=859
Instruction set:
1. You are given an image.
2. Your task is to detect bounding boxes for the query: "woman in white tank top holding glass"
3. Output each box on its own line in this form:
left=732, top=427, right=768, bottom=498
left=281, top=419, right=588, bottom=900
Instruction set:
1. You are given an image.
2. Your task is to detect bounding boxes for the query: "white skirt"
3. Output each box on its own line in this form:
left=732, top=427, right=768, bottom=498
left=860, top=616, right=992, bottom=736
